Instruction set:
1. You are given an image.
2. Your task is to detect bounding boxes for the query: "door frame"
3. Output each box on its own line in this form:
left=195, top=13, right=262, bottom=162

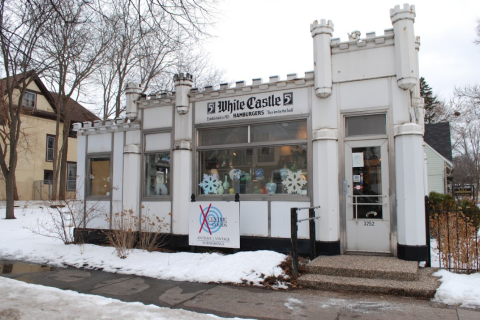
left=338, top=108, right=397, bottom=256
left=344, top=139, right=390, bottom=253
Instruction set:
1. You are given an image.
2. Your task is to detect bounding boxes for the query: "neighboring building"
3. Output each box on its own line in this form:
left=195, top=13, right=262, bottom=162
left=424, top=122, right=453, bottom=195
left=74, top=4, right=429, bottom=261
left=0, top=72, right=99, bottom=200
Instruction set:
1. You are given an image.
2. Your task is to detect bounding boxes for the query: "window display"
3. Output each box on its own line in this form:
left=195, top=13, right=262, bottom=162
left=197, top=120, right=308, bottom=196
left=145, top=152, right=170, bottom=196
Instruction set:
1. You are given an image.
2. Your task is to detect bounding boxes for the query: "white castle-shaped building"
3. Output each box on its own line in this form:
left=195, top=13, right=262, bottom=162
left=73, top=3, right=428, bottom=261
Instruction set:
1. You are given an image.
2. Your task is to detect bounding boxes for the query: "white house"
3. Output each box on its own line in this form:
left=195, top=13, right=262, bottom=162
left=73, top=3, right=428, bottom=261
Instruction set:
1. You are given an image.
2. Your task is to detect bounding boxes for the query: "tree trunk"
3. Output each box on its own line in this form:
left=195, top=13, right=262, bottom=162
left=58, top=139, right=68, bottom=200
left=14, top=176, right=19, bottom=201
left=5, top=172, right=16, bottom=219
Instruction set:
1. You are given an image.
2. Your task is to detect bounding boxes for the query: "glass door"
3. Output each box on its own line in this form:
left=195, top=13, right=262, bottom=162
left=345, top=139, right=390, bottom=253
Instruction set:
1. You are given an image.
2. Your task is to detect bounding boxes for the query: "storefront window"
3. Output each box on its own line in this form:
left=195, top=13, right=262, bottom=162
left=88, top=156, right=111, bottom=196
left=250, top=121, right=307, bottom=142
left=145, top=152, right=170, bottom=196
left=197, top=120, right=308, bottom=196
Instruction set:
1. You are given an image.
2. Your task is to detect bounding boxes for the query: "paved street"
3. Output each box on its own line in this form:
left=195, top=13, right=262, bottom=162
left=1, top=261, right=479, bottom=320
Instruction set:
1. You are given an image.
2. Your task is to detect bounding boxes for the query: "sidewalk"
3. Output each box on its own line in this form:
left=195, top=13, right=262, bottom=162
left=1, top=261, right=478, bottom=320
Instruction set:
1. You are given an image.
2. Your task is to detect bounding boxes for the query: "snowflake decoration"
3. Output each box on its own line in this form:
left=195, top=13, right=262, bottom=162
left=199, top=174, right=221, bottom=194
left=282, top=170, right=307, bottom=194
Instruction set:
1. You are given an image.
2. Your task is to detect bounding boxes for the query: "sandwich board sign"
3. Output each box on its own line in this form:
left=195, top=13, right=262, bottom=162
left=189, top=201, right=240, bottom=248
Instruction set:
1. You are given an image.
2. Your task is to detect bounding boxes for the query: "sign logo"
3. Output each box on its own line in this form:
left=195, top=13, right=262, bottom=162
left=198, top=204, right=225, bottom=235
left=283, top=92, right=293, bottom=105
left=207, top=102, right=216, bottom=114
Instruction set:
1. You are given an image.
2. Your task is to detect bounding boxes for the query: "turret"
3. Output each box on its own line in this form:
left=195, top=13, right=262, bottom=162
left=174, top=73, right=193, bottom=115
left=125, top=82, right=141, bottom=120
left=311, top=19, right=334, bottom=98
left=390, top=3, right=417, bottom=90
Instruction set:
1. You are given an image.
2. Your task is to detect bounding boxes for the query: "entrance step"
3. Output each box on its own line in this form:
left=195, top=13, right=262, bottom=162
left=306, top=255, right=419, bottom=281
left=298, top=268, right=439, bottom=298
left=298, top=255, right=440, bottom=298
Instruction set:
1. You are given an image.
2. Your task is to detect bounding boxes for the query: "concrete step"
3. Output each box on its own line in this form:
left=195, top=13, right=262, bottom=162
left=306, top=255, right=419, bottom=281
left=298, top=268, right=440, bottom=299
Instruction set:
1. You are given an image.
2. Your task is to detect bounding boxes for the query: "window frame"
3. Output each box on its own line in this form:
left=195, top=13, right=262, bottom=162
left=22, top=91, right=36, bottom=109
left=46, top=135, right=55, bottom=161
left=43, top=170, right=53, bottom=184
left=143, top=151, right=171, bottom=199
left=86, top=154, right=112, bottom=199
left=142, top=130, right=172, bottom=200
left=66, top=162, right=77, bottom=192
left=344, top=113, right=387, bottom=139
left=195, top=117, right=311, bottom=200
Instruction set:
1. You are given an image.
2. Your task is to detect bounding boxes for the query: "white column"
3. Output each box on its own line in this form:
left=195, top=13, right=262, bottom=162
left=395, top=123, right=426, bottom=246
left=171, top=144, right=192, bottom=235
left=171, top=73, right=193, bottom=236
left=122, top=144, right=141, bottom=219
left=312, top=129, right=339, bottom=242
left=75, top=129, right=86, bottom=201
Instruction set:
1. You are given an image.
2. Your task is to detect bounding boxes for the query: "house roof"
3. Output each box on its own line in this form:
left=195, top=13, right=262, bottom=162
left=49, top=92, right=99, bottom=123
left=1, top=71, right=99, bottom=123
left=424, top=122, right=453, bottom=162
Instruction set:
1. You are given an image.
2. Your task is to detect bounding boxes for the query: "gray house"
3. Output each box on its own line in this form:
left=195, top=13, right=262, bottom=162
left=424, top=122, right=453, bottom=194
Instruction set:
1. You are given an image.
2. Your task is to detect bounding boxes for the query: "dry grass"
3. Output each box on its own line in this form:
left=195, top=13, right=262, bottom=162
left=103, top=207, right=169, bottom=259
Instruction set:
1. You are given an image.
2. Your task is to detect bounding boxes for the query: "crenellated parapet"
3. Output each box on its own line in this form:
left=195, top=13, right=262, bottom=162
left=311, top=19, right=334, bottom=98
left=72, top=118, right=140, bottom=135
left=390, top=3, right=416, bottom=23
left=136, top=71, right=315, bottom=109
left=330, top=28, right=395, bottom=53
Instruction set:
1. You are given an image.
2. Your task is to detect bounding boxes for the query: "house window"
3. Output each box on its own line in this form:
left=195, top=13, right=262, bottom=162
left=46, top=135, right=55, bottom=161
left=144, top=152, right=170, bottom=196
left=22, top=92, right=36, bottom=109
left=197, top=120, right=308, bottom=196
left=43, top=170, right=53, bottom=184
left=88, top=156, right=111, bottom=196
left=67, top=162, right=77, bottom=191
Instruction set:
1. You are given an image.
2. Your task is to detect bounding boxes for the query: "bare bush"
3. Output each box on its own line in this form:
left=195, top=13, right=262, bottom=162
left=29, top=198, right=104, bottom=245
left=104, top=206, right=169, bottom=259
left=430, top=206, right=479, bottom=273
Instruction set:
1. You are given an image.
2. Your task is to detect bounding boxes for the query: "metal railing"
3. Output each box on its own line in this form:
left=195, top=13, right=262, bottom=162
left=33, top=180, right=76, bottom=200
left=427, top=195, right=479, bottom=273
left=290, top=206, right=320, bottom=278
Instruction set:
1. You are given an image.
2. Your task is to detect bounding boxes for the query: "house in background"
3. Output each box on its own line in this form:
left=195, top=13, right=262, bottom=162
left=0, top=72, right=99, bottom=200
left=424, top=122, right=453, bottom=195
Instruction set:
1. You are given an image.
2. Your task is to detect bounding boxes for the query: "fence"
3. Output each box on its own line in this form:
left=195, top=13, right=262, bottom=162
left=427, top=195, right=480, bottom=273
left=33, top=180, right=76, bottom=200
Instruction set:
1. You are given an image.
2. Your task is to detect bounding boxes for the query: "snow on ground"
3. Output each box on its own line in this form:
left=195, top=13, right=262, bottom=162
left=1, top=205, right=480, bottom=308
left=432, top=270, right=480, bottom=308
left=0, top=276, right=250, bottom=320
left=0, top=206, right=285, bottom=286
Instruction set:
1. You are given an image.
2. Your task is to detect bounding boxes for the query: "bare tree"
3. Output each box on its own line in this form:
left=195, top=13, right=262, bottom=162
left=451, top=85, right=480, bottom=191
left=92, top=0, right=221, bottom=120
left=0, top=0, right=54, bottom=218
left=39, top=0, right=111, bottom=200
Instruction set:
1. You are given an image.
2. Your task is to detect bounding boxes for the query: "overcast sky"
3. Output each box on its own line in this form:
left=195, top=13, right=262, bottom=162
left=203, top=0, right=480, bottom=100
